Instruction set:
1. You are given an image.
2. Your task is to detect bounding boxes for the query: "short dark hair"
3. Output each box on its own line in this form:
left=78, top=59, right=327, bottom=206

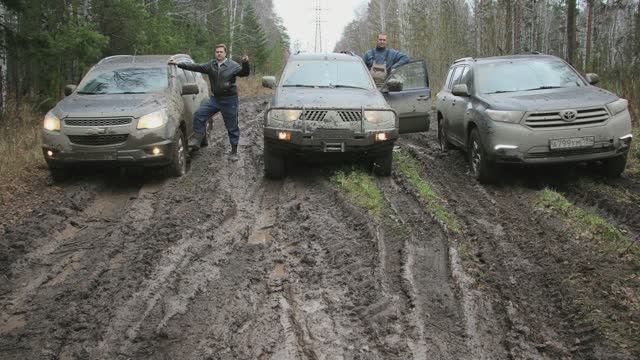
left=214, top=43, right=227, bottom=52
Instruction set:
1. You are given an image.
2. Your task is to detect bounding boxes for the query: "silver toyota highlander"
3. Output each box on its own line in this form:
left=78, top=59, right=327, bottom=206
left=436, top=54, right=633, bottom=183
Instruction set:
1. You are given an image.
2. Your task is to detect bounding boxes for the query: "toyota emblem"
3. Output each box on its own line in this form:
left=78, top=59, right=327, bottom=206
left=560, top=110, right=577, bottom=122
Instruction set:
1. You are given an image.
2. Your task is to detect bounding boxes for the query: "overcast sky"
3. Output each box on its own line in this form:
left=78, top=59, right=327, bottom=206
left=273, top=0, right=368, bottom=53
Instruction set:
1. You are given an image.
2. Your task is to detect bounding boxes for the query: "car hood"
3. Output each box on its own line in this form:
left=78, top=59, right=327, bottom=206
left=272, top=87, right=389, bottom=109
left=478, top=86, right=619, bottom=111
left=53, top=93, right=170, bottom=118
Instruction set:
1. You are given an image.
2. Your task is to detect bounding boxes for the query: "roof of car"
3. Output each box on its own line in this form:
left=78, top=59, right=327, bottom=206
left=97, top=54, right=192, bottom=66
left=288, top=52, right=362, bottom=62
left=453, top=53, right=561, bottom=65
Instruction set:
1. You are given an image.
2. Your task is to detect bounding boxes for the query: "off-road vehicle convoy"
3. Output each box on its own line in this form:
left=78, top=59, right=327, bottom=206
left=436, top=54, right=633, bottom=183
left=42, top=54, right=209, bottom=178
left=262, top=52, right=431, bottom=178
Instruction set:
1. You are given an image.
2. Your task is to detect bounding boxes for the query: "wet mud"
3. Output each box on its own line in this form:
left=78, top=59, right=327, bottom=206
left=0, top=99, right=638, bottom=359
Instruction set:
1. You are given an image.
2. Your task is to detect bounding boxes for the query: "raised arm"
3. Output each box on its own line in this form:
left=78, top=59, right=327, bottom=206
left=390, top=50, right=410, bottom=69
left=235, top=58, right=250, bottom=77
left=173, top=61, right=211, bottom=74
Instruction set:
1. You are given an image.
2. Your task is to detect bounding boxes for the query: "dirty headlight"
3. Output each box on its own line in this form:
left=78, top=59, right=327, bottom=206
left=486, top=109, right=524, bottom=123
left=364, top=110, right=395, bottom=124
left=43, top=112, right=61, bottom=131
left=269, top=109, right=302, bottom=122
left=137, top=110, right=168, bottom=129
left=606, top=98, right=628, bottom=116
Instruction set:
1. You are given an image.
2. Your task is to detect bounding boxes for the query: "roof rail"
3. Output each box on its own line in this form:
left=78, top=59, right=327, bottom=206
left=97, top=55, right=132, bottom=65
left=453, top=57, right=473, bottom=63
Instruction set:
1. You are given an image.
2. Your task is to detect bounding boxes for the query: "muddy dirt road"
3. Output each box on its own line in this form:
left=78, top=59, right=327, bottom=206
left=1, top=96, right=638, bottom=359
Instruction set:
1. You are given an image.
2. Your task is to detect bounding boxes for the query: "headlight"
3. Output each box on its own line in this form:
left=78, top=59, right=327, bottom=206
left=606, top=98, right=628, bottom=116
left=364, top=110, right=395, bottom=124
left=485, top=109, right=524, bottom=123
left=43, top=112, right=61, bottom=131
left=269, top=109, right=302, bottom=122
left=137, top=110, right=168, bottom=129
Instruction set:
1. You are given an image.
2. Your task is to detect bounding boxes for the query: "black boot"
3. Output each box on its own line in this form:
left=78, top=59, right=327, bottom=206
left=230, top=144, right=238, bottom=155
left=188, top=132, right=205, bottom=150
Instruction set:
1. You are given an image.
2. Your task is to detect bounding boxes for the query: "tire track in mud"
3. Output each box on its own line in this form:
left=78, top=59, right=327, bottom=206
left=401, top=131, right=640, bottom=359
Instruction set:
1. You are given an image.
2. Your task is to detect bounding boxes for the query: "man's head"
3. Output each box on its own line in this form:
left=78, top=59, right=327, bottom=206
left=376, top=34, right=387, bottom=49
left=214, top=44, right=227, bottom=62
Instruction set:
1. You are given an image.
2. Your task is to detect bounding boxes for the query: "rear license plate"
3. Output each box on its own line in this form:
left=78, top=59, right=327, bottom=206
left=549, top=136, right=595, bottom=150
left=75, top=152, right=117, bottom=161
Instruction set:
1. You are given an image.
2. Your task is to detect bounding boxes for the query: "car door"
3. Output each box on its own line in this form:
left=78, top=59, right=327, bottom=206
left=176, top=68, right=196, bottom=136
left=448, top=65, right=471, bottom=143
left=441, top=65, right=465, bottom=145
left=383, top=60, right=430, bottom=134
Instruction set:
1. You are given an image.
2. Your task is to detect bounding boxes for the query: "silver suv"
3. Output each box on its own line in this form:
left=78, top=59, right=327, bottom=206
left=42, top=54, right=209, bottom=179
left=262, top=52, right=431, bottom=178
left=436, top=54, right=633, bottom=183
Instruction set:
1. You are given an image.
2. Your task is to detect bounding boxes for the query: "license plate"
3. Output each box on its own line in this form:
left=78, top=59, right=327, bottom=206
left=75, top=152, right=117, bottom=161
left=549, top=136, right=595, bottom=150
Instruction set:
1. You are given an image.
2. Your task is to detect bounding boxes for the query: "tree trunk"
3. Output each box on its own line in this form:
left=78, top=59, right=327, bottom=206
left=504, top=0, right=512, bottom=54
left=513, top=0, right=522, bottom=53
left=585, top=0, right=593, bottom=69
left=566, top=0, right=576, bottom=65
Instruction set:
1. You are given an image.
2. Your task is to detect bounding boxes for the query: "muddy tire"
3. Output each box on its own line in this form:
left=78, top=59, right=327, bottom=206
left=167, top=128, right=187, bottom=177
left=468, top=128, right=497, bottom=184
left=47, top=165, right=70, bottom=182
left=438, top=117, right=452, bottom=151
left=598, top=154, right=627, bottom=178
left=373, top=149, right=393, bottom=176
left=264, top=144, right=285, bottom=179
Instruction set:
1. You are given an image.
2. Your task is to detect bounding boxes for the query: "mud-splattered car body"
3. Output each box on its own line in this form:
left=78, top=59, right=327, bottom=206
left=262, top=53, right=430, bottom=178
left=436, top=54, right=633, bottom=183
left=42, top=54, right=209, bottom=177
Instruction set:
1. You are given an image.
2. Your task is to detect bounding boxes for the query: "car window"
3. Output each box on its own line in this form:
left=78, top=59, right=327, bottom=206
left=281, top=60, right=374, bottom=89
left=447, top=66, right=464, bottom=90
left=77, top=67, right=168, bottom=94
left=476, top=58, right=586, bottom=94
left=456, top=66, right=469, bottom=85
left=443, top=68, right=455, bottom=90
left=183, top=69, right=195, bottom=83
left=176, top=68, right=188, bottom=85
left=388, top=61, right=427, bottom=90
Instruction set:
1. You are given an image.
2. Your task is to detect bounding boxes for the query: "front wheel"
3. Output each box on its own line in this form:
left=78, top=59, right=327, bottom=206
left=167, top=128, right=187, bottom=177
left=438, top=117, right=452, bottom=151
left=372, top=148, right=393, bottom=176
left=264, top=143, right=285, bottom=179
left=468, top=128, right=497, bottom=184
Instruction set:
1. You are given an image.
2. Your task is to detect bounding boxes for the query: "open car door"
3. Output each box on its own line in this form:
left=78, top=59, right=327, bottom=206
left=382, top=60, right=431, bottom=134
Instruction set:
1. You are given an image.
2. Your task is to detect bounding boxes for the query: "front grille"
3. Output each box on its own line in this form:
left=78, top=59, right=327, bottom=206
left=64, top=117, right=132, bottom=127
left=68, top=134, right=128, bottom=146
left=524, top=107, right=609, bottom=128
left=525, top=146, right=611, bottom=159
left=301, top=110, right=327, bottom=122
left=337, top=111, right=362, bottom=122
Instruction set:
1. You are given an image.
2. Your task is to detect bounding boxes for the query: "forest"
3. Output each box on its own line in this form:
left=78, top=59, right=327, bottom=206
left=0, top=0, right=290, bottom=109
left=336, top=0, right=640, bottom=121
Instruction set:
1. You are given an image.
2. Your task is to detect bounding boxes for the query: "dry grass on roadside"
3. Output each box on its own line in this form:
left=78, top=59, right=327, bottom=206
left=0, top=100, right=46, bottom=202
left=236, top=76, right=274, bottom=97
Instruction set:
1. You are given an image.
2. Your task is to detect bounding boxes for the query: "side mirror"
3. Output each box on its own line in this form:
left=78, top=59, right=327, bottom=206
left=585, top=73, right=599, bottom=85
left=181, top=83, right=199, bottom=95
left=452, top=84, right=470, bottom=97
left=262, top=76, right=276, bottom=89
left=64, top=85, right=77, bottom=96
left=386, top=79, right=403, bottom=92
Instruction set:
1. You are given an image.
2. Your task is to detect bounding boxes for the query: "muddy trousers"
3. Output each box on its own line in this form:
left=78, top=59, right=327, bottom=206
left=193, top=95, right=240, bottom=145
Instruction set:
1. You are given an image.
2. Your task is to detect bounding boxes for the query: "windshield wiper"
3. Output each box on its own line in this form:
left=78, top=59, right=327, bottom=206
left=522, top=86, right=563, bottom=91
left=77, top=91, right=99, bottom=95
left=330, top=84, right=369, bottom=90
left=118, top=91, right=147, bottom=94
left=282, top=84, right=315, bottom=88
left=486, top=90, right=516, bottom=94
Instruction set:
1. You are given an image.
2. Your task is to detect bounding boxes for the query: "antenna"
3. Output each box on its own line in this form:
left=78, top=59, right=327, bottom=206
left=313, top=0, right=325, bottom=53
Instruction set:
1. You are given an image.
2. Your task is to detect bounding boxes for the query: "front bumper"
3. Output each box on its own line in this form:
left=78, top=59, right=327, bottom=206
left=42, top=124, right=177, bottom=167
left=483, top=110, right=632, bottom=164
left=264, top=127, right=398, bottom=158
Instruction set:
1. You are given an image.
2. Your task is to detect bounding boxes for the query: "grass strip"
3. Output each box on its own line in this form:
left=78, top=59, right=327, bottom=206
left=393, top=150, right=461, bottom=233
left=535, top=188, right=637, bottom=259
left=330, top=167, right=384, bottom=219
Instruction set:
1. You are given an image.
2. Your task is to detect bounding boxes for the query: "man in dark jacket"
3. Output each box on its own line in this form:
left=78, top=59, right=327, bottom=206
left=363, top=34, right=409, bottom=87
left=169, top=44, right=250, bottom=155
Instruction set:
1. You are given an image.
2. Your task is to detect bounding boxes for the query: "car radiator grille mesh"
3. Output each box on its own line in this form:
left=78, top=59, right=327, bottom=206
left=64, top=118, right=133, bottom=127
left=302, top=110, right=327, bottom=122
left=524, top=107, right=609, bottom=128
left=68, top=134, right=128, bottom=146
left=337, top=111, right=362, bottom=122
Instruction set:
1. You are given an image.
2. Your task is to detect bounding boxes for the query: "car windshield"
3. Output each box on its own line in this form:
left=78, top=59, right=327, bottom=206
left=281, top=60, right=374, bottom=89
left=77, top=67, right=168, bottom=94
left=476, top=59, right=585, bottom=94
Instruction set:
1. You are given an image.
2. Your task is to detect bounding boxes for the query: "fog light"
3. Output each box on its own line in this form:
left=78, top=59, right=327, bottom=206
left=277, top=131, right=292, bottom=141
left=152, top=147, right=161, bottom=155
left=46, top=150, right=54, bottom=157
left=374, top=132, right=388, bottom=142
